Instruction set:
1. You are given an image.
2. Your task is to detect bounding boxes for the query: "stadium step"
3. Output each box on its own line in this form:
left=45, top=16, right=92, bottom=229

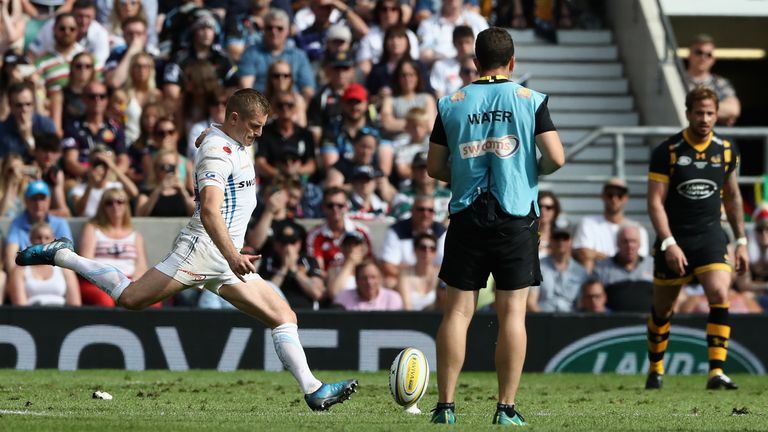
left=551, top=111, right=639, bottom=128
left=508, top=29, right=613, bottom=45
left=506, top=27, right=651, bottom=222
left=517, top=61, right=624, bottom=78
left=548, top=95, right=634, bottom=112
left=515, top=45, right=619, bottom=62
left=528, top=77, right=628, bottom=94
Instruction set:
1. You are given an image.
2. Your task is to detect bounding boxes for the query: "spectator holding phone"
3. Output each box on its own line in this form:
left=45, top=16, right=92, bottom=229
left=135, top=149, right=195, bottom=217
left=0, top=153, right=35, bottom=218
left=69, top=145, right=139, bottom=217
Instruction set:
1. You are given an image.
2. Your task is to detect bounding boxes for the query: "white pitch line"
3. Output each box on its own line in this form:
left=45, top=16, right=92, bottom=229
left=0, top=409, right=63, bottom=417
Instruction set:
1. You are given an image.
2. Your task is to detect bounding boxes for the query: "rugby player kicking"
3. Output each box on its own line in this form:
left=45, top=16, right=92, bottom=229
left=16, top=89, right=358, bottom=411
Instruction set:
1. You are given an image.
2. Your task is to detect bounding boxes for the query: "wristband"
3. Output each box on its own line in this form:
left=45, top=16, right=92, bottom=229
left=736, top=237, right=748, bottom=246
left=660, top=236, right=676, bottom=252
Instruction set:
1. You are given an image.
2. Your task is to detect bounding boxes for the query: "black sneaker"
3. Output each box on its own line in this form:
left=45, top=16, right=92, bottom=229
left=645, top=372, right=663, bottom=390
left=706, top=373, right=738, bottom=390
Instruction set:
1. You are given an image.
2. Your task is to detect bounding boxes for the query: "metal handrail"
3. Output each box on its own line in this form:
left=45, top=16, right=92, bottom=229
left=655, top=0, right=688, bottom=91
left=552, top=126, right=768, bottom=185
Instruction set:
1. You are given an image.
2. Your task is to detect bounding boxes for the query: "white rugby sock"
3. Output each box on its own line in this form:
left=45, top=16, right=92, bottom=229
left=272, top=323, right=322, bottom=394
left=55, top=249, right=132, bottom=301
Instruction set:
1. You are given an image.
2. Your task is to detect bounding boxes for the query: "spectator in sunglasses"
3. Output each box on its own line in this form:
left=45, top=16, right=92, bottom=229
left=62, top=80, right=129, bottom=179
left=395, top=232, right=441, bottom=310
left=77, top=187, right=152, bottom=307
left=380, top=195, right=446, bottom=288
left=572, top=177, right=649, bottom=273
left=685, top=34, right=740, bottom=126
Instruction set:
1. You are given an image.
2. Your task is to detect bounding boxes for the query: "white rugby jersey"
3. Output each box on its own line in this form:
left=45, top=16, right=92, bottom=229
left=182, top=125, right=258, bottom=249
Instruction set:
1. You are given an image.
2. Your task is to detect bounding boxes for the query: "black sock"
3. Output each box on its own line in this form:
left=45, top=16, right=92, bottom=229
left=436, top=402, right=455, bottom=411
left=497, top=403, right=516, bottom=416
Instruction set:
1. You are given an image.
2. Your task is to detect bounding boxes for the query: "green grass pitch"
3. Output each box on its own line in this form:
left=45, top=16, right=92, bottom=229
left=1, top=370, right=766, bottom=431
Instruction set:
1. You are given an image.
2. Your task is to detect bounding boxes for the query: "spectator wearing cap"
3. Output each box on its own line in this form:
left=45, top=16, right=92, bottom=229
left=162, top=13, right=238, bottom=101
left=527, top=227, right=588, bottom=312
left=591, top=224, right=654, bottom=312
left=157, top=4, right=223, bottom=58
left=380, top=194, right=446, bottom=288
left=334, top=259, right=403, bottom=311
left=356, top=0, right=420, bottom=77
left=29, top=0, right=110, bottom=69
left=4, top=180, right=73, bottom=277
left=255, top=90, right=316, bottom=184
left=306, top=186, right=373, bottom=271
left=238, top=8, right=316, bottom=101
left=347, top=165, right=390, bottom=221
left=295, top=19, right=354, bottom=63
left=389, top=150, right=451, bottom=222
left=572, top=177, right=650, bottom=273
left=429, top=25, right=475, bottom=99
left=307, top=50, right=356, bottom=144
left=0, top=81, right=57, bottom=163
left=320, top=83, right=392, bottom=173
left=326, top=130, right=396, bottom=204
left=62, top=80, right=129, bottom=179
left=258, top=219, right=324, bottom=310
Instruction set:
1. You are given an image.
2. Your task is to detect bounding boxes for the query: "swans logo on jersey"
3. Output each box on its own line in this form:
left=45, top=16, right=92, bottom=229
left=459, top=135, right=520, bottom=159
left=677, top=156, right=692, bottom=166
left=237, top=178, right=256, bottom=188
left=677, top=179, right=717, bottom=200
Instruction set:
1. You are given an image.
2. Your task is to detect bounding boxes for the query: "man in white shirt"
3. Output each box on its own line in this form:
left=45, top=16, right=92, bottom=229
left=16, top=89, right=358, bottom=412
left=29, top=0, right=110, bottom=68
left=429, top=25, right=475, bottom=98
left=417, top=0, right=488, bottom=65
left=572, top=177, right=650, bottom=273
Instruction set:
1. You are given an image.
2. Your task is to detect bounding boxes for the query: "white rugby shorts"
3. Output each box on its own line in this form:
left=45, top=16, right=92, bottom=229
left=155, top=232, right=261, bottom=293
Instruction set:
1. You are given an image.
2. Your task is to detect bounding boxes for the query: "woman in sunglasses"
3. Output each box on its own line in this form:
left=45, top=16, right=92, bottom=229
left=135, top=149, right=195, bottom=217
left=395, top=232, right=440, bottom=310
left=537, top=190, right=562, bottom=258
left=264, top=60, right=307, bottom=127
left=77, top=187, right=150, bottom=307
left=70, top=145, right=139, bottom=217
left=49, top=52, right=96, bottom=134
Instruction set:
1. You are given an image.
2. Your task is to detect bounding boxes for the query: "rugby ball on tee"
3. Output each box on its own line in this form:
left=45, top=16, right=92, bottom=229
left=389, top=347, right=429, bottom=409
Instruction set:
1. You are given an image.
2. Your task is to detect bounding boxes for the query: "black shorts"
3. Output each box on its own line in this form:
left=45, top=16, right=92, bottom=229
left=652, top=226, right=731, bottom=286
left=439, top=195, right=541, bottom=291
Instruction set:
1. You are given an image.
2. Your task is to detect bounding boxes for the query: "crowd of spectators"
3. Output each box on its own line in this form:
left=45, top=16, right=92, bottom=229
left=0, top=1, right=761, bottom=314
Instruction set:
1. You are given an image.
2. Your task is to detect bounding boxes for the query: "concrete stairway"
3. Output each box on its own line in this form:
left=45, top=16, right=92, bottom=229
left=509, top=29, right=649, bottom=224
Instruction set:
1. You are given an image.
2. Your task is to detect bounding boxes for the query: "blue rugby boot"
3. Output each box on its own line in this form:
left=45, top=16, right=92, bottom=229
left=431, top=405, right=456, bottom=424
left=16, top=238, right=74, bottom=266
left=493, top=407, right=528, bottom=426
left=304, top=379, right=358, bottom=411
